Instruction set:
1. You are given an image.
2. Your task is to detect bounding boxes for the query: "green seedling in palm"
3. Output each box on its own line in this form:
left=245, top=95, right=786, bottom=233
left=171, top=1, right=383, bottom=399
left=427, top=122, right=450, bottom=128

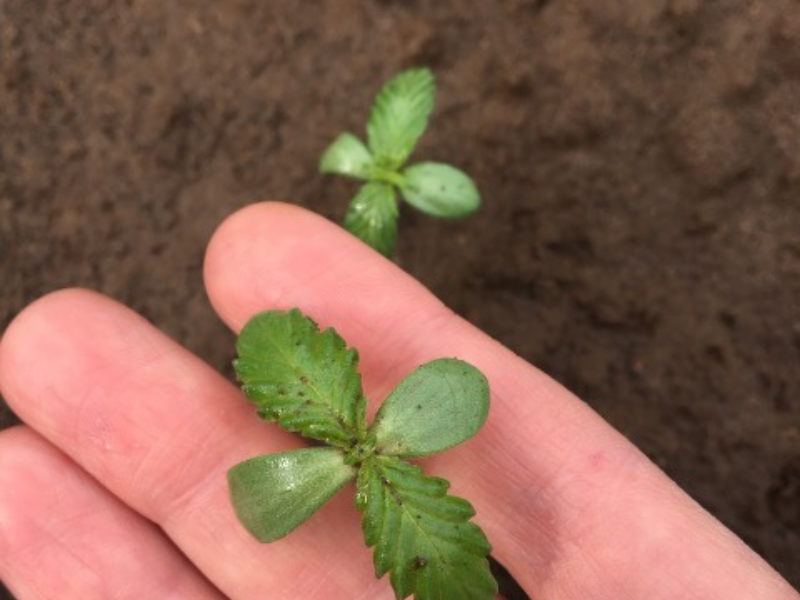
left=227, top=308, right=497, bottom=600
left=320, top=68, right=481, bottom=257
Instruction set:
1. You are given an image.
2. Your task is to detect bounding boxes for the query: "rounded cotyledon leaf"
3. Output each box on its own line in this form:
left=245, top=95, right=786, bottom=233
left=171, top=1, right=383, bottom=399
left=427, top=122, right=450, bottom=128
left=401, top=161, right=480, bottom=219
left=370, top=358, right=489, bottom=458
left=228, top=447, right=356, bottom=543
left=319, top=132, right=375, bottom=180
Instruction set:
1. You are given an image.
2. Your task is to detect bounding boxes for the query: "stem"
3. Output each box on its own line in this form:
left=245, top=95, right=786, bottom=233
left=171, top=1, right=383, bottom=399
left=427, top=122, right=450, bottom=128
left=370, top=166, right=406, bottom=189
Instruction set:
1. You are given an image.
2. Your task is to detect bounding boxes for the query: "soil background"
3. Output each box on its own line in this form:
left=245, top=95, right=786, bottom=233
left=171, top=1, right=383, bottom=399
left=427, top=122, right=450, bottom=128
left=1, top=1, right=798, bottom=598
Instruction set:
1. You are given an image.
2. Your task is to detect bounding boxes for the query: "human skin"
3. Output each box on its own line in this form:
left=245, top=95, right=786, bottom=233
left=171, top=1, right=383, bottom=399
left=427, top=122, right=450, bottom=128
left=0, top=202, right=796, bottom=600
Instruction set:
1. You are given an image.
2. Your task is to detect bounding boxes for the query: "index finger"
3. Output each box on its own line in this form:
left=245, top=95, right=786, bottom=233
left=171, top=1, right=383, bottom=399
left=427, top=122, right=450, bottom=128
left=205, top=202, right=797, bottom=600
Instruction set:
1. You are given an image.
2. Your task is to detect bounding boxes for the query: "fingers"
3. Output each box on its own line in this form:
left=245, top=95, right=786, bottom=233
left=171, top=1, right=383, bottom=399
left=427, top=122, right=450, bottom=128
left=0, top=426, right=224, bottom=600
left=0, top=289, right=393, bottom=600
left=204, top=202, right=797, bottom=600
left=2, top=201, right=793, bottom=600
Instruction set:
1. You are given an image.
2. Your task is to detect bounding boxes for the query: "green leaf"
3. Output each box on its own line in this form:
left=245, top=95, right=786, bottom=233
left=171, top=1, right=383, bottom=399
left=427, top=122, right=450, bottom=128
left=370, top=358, right=489, bottom=458
left=343, top=181, right=399, bottom=257
left=367, top=68, right=435, bottom=170
left=401, top=162, right=480, bottom=219
left=320, top=132, right=375, bottom=179
left=228, top=447, right=356, bottom=542
left=234, top=309, right=367, bottom=447
left=357, top=456, right=496, bottom=600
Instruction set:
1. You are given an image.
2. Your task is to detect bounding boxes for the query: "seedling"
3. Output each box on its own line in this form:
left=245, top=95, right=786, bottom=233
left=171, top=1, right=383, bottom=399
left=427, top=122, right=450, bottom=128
left=228, top=308, right=497, bottom=600
left=320, top=68, right=481, bottom=257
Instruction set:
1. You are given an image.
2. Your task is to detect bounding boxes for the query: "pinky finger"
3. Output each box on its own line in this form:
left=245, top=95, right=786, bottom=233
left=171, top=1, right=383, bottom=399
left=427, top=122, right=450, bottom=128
left=0, top=427, right=225, bottom=600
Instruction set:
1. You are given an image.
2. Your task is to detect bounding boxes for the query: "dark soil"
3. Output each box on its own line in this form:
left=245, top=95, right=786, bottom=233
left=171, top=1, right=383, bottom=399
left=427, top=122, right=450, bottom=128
left=1, top=1, right=798, bottom=597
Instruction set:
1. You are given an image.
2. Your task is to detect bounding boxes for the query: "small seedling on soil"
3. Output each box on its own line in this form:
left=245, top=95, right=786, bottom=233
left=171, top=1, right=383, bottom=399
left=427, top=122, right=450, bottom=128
left=228, top=308, right=497, bottom=600
left=320, top=68, right=481, bottom=257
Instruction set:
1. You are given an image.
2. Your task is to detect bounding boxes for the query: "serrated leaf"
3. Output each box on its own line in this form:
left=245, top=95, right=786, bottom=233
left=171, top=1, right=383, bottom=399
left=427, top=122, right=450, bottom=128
left=320, top=132, right=375, bottom=179
left=371, top=358, right=489, bottom=458
left=401, top=162, right=481, bottom=219
left=228, top=447, right=356, bottom=542
left=234, top=309, right=366, bottom=447
left=367, top=68, right=435, bottom=170
left=357, top=456, right=496, bottom=600
left=343, top=181, right=399, bottom=257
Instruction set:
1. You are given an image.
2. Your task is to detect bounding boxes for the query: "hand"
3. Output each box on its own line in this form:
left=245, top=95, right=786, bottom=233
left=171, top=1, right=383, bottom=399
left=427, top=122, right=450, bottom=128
left=0, top=203, right=796, bottom=600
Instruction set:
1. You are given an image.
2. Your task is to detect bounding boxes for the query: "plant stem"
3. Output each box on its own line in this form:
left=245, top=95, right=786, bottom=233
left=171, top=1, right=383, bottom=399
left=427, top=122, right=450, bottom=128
left=370, top=166, right=407, bottom=189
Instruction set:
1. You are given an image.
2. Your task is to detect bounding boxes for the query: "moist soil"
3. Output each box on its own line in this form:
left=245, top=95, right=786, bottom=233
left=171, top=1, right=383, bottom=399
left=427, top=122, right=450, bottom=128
left=1, top=1, right=798, bottom=597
